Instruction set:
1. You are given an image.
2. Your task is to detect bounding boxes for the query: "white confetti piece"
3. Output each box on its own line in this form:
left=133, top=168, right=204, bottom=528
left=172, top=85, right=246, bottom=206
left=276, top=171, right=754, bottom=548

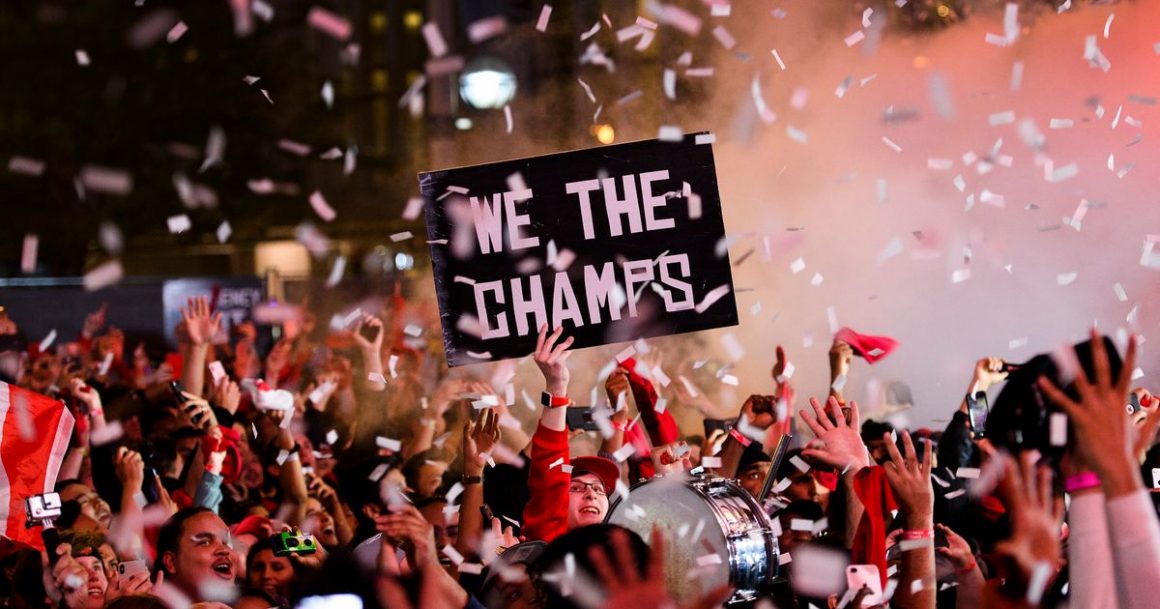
left=695, top=133, right=715, bottom=145
left=1049, top=412, right=1067, bottom=446
left=1131, top=368, right=1145, bottom=381
left=612, top=444, right=636, bottom=463
left=951, top=268, right=970, bottom=284
left=577, top=77, right=596, bottom=103
left=75, top=49, right=90, bottom=66
left=712, top=25, right=735, bottom=49
left=390, top=231, right=413, bottom=242
left=536, top=5, right=552, bottom=32
left=84, top=260, right=123, bottom=292
left=216, top=221, right=231, bottom=243
left=307, top=7, right=351, bottom=41
left=309, top=191, right=337, bottom=222
left=786, top=125, right=808, bottom=144
left=167, top=21, right=188, bottom=43
left=751, top=76, right=777, bottom=124
left=422, top=22, right=447, bottom=57
left=1114, top=282, right=1128, bottom=301
left=1009, top=336, right=1028, bottom=350
left=1103, top=13, right=1114, bottom=39
left=701, top=456, right=722, bottom=468
left=1049, top=118, right=1073, bottom=129
left=771, top=48, right=786, bottom=70
left=468, top=16, right=507, bottom=43
left=38, top=329, right=57, bottom=353
left=789, top=257, right=806, bottom=274
left=1057, top=272, right=1077, bottom=286
left=91, top=421, right=125, bottom=446
left=810, top=272, right=824, bottom=286
left=20, top=234, right=38, bottom=273
left=989, top=110, right=1015, bottom=126
left=376, top=436, right=402, bottom=452
left=694, top=284, right=730, bottom=314
left=956, top=467, right=981, bottom=479
left=881, top=136, right=902, bottom=153
left=80, top=165, right=133, bottom=196
left=844, top=31, right=865, bottom=47
left=167, top=214, right=191, bottom=234
left=8, top=156, right=46, bottom=176
left=658, top=125, right=684, bottom=141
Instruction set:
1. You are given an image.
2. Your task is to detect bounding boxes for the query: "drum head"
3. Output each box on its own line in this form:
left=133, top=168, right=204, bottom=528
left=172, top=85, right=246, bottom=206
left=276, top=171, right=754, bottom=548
left=606, top=477, right=734, bottom=602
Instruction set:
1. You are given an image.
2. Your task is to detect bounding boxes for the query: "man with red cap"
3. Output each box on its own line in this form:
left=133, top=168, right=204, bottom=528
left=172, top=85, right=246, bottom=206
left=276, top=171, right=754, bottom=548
left=523, top=326, right=621, bottom=542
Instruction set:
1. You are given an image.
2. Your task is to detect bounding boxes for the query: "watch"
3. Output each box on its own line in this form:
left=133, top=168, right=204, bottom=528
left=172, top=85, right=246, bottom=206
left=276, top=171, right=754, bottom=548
left=462, top=475, right=483, bottom=485
left=540, top=391, right=571, bottom=409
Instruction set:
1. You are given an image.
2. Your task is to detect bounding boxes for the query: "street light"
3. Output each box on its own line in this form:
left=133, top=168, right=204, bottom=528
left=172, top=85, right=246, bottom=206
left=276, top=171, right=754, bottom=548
left=459, top=56, right=517, bottom=109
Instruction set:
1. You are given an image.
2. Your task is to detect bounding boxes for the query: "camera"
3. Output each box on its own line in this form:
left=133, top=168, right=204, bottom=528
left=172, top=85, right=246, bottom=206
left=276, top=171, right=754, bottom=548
left=272, top=530, right=318, bottom=556
left=986, top=336, right=1121, bottom=457
left=25, top=492, right=62, bottom=526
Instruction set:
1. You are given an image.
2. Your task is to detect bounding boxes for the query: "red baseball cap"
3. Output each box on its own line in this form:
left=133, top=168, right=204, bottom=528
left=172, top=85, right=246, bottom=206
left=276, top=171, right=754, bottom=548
left=570, top=455, right=621, bottom=495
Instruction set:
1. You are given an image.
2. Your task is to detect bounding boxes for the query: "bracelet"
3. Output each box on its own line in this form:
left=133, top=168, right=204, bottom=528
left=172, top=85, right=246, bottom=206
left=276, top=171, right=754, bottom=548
left=540, top=391, right=571, bottom=409
left=462, top=475, right=483, bottom=486
left=901, top=529, right=934, bottom=540
left=955, top=558, right=978, bottom=575
left=728, top=428, right=752, bottom=448
left=1064, top=471, right=1100, bottom=493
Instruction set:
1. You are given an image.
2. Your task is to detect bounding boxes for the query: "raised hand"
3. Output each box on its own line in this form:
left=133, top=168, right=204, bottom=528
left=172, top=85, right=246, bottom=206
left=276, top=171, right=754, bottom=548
left=971, top=356, right=1009, bottom=393
left=533, top=325, right=574, bottom=396
left=771, top=344, right=789, bottom=382
left=605, top=368, right=631, bottom=410
left=1038, top=331, right=1140, bottom=498
left=114, top=447, right=145, bottom=494
left=82, top=303, right=108, bottom=338
left=211, top=377, right=240, bottom=415
left=740, top=394, right=778, bottom=430
left=829, top=340, right=854, bottom=382
left=177, top=392, right=218, bottom=430
left=881, top=430, right=934, bottom=525
left=993, top=454, right=1062, bottom=599
left=936, top=524, right=976, bottom=572
left=463, top=409, right=500, bottom=475
left=181, top=297, right=222, bottom=347
left=588, top=528, right=732, bottom=609
left=352, top=315, right=385, bottom=352
left=800, top=396, right=870, bottom=472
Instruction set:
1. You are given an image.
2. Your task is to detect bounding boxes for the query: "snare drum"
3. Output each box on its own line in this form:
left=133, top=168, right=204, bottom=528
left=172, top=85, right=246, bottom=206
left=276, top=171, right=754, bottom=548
left=606, top=475, right=778, bottom=604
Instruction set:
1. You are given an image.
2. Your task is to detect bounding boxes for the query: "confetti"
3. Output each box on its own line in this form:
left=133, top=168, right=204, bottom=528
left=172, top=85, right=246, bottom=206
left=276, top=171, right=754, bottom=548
left=167, top=214, right=192, bottom=234
left=844, top=31, right=865, bottom=47
left=790, top=258, right=806, bottom=274
left=75, top=50, right=90, bottom=66
left=751, top=76, right=777, bottom=123
left=127, top=9, right=180, bottom=49
left=167, top=21, right=188, bottom=43
left=390, top=231, right=413, bottom=242
left=8, top=156, right=45, bottom=176
left=712, top=25, right=736, bottom=50
left=468, top=16, right=507, bottom=43
left=1049, top=118, right=1073, bottom=129
left=881, top=137, right=902, bottom=153
left=771, top=48, right=787, bottom=70
left=1057, top=272, right=1077, bottom=286
left=1009, top=336, right=1028, bottom=350
left=694, top=284, right=730, bottom=314
left=80, top=165, right=133, bottom=196
left=309, top=191, right=337, bottom=222
left=658, top=125, right=684, bottom=141
left=91, top=421, right=125, bottom=446
left=1113, top=282, right=1128, bottom=301
left=308, top=7, right=351, bottom=41
left=536, top=5, right=553, bottom=31
left=989, top=110, right=1015, bottom=126
left=84, top=260, right=123, bottom=292
left=216, top=221, right=231, bottom=244
left=20, top=234, right=37, bottom=273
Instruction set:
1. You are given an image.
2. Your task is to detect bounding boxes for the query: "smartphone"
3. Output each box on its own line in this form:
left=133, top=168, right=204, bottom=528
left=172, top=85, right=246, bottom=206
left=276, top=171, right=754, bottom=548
left=165, top=353, right=184, bottom=382
left=118, top=559, right=149, bottom=578
left=967, top=391, right=989, bottom=437
left=703, top=418, right=737, bottom=437
left=845, top=564, right=884, bottom=606
left=142, top=468, right=161, bottom=504
left=565, top=407, right=601, bottom=432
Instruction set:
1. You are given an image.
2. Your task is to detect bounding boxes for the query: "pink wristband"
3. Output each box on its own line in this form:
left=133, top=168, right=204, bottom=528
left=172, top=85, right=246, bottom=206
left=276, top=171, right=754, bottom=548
left=729, top=428, right=752, bottom=447
left=1064, top=471, right=1100, bottom=493
left=901, top=529, right=934, bottom=541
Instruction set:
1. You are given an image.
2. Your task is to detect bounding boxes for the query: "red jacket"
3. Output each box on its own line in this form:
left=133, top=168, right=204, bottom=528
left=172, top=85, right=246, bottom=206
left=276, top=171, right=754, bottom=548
left=522, top=422, right=570, bottom=543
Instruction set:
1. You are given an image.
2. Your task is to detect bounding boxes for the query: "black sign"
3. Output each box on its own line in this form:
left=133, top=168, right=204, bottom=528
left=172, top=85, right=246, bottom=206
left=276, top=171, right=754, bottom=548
left=419, top=134, right=738, bottom=367
left=161, top=278, right=264, bottom=348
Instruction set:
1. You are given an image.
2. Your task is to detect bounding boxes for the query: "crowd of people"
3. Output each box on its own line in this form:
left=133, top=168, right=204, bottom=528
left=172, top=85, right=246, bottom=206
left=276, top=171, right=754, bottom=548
left=0, top=294, right=1158, bottom=609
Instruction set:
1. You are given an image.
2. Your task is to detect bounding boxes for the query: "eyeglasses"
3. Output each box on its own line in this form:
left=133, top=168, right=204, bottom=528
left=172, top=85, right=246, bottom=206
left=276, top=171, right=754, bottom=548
left=567, top=481, right=607, bottom=496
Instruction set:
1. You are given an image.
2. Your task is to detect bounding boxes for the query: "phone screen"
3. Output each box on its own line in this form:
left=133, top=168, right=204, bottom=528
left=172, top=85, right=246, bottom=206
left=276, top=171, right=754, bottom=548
left=565, top=407, right=600, bottom=432
left=968, top=391, right=989, bottom=437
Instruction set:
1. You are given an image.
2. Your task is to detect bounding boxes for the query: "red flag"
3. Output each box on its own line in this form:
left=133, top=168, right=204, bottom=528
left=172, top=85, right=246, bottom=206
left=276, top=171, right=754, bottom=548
left=0, top=382, right=75, bottom=548
left=834, top=327, right=899, bottom=364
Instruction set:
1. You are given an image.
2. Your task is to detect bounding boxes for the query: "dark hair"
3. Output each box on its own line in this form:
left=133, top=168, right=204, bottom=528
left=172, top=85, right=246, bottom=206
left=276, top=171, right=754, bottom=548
left=334, top=455, right=402, bottom=541
left=153, top=507, right=214, bottom=574
left=11, top=549, right=48, bottom=608
left=401, top=449, right=450, bottom=494
left=105, top=595, right=169, bottom=609
left=531, top=524, right=650, bottom=609
left=776, top=499, right=826, bottom=523
left=860, top=419, right=895, bottom=444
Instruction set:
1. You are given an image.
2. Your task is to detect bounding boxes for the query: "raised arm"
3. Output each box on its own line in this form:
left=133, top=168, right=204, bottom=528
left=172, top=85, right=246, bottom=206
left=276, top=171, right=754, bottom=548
left=180, top=296, right=222, bottom=398
left=522, top=325, right=574, bottom=543
left=882, top=430, right=935, bottom=609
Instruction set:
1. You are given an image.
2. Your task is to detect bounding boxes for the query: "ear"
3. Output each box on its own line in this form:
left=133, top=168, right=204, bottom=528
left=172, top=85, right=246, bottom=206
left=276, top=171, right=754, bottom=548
left=162, top=551, right=177, bottom=576
left=362, top=503, right=381, bottom=520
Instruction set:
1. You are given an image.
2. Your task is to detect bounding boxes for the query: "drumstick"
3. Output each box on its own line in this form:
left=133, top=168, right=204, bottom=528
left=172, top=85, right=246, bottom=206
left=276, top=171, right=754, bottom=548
left=759, top=433, right=792, bottom=501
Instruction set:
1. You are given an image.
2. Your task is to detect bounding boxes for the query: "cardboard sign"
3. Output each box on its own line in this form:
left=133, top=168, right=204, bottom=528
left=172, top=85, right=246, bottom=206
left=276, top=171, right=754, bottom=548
left=419, top=134, right=737, bottom=366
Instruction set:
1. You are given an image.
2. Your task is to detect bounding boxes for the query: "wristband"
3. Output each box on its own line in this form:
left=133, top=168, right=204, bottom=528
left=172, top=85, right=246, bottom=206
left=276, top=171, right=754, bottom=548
left=1064, top=471, right=1100, bottom=493
left=540, top=391, right=571, bottom=409
left=462, top=475, right=483, bottom=486
left=901, top=529, right=934, bottom=540
left=728, top=428, right=752, bottom=448
left=955, top=558, right=978, bottom=575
